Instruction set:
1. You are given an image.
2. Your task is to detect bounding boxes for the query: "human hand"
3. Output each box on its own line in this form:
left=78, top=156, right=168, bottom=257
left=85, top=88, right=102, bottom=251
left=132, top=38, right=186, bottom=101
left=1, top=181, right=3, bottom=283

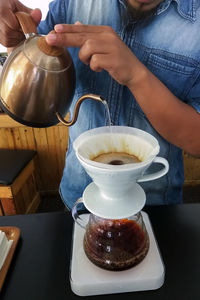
left=0, top=0, right=42, bottom=47
left=45, top=24, right=144, bottom=87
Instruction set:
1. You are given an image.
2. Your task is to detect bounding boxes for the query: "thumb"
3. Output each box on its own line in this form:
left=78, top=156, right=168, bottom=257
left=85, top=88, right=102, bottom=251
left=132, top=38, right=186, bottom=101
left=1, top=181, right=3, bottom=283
left=15, top=3, right=42, bottom=26
left=74, top=21, right=83, bottom=25
left=30, top=8, right=42, bottom=25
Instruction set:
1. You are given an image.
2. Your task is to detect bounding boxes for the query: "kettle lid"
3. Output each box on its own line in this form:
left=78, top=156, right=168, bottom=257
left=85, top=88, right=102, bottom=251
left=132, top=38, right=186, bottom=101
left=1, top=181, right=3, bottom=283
left=23, top=35, right=73, bottom=72
left=15, top=12, right=72, bottom=72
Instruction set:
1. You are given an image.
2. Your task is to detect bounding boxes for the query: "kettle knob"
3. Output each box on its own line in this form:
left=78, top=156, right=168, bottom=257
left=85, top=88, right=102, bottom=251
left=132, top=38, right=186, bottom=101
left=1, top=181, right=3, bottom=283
left=37, top=33, right=64, bottom=57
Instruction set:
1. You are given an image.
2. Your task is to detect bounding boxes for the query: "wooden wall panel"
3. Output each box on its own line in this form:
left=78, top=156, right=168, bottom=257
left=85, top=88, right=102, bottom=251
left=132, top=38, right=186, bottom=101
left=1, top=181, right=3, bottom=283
left=183, top=152, right=200, bottom=186
left=0, top=114, right=69, bottom=193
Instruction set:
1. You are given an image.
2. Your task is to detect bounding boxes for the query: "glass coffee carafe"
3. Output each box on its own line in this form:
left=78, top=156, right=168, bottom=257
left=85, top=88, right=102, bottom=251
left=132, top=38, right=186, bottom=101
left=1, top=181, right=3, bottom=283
left=72, top=202, right=149, bottom=271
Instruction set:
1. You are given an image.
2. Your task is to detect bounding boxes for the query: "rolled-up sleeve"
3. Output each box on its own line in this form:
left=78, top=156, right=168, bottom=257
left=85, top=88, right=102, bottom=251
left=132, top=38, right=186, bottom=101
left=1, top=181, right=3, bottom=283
left=185, top=75, right=200, bottom=113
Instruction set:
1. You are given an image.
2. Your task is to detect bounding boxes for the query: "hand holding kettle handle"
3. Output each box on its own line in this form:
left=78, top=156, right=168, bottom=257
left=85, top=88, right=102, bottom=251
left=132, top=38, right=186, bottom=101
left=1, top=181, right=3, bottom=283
left=15, top=11, right=38, bottom=38
left=16, top=12, right=64, bottom=56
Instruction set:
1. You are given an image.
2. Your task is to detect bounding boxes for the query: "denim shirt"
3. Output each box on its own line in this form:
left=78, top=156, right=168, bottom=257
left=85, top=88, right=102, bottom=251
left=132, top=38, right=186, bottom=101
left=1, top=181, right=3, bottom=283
left=38, top=0, right=200, bottom=209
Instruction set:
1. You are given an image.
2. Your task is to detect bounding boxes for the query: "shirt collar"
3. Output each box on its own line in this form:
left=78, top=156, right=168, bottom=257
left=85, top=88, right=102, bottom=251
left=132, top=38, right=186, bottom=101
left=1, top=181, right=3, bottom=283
left=119, top=0, right=198, bottom=22
left=157, top=0, right=198, bottom=22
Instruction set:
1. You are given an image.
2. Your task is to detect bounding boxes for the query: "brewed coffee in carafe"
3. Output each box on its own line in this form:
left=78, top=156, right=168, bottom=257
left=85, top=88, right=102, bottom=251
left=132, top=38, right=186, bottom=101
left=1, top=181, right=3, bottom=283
left=83, top=213, right=149, bottom=271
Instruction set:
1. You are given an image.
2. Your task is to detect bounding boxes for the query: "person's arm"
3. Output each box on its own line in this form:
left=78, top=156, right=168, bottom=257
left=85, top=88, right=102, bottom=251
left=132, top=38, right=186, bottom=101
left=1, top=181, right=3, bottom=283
left=45, top=24, right=200, bottom=157
left=127, top=67, right=200, bottom=157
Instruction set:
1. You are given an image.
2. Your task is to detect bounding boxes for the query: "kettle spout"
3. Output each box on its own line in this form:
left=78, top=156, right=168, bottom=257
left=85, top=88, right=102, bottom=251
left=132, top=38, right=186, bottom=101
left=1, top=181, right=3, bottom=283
left=56, top=94, right=105, bottom=126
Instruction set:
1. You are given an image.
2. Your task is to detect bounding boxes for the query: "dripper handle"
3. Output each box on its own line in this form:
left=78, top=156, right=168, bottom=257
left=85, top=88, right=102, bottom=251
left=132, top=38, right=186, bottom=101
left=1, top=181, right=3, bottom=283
left=137, top=157, right=169, bottom=183
left=72, top=198, right=87, bottom=229
left=15, top=12, right=37, bottom=37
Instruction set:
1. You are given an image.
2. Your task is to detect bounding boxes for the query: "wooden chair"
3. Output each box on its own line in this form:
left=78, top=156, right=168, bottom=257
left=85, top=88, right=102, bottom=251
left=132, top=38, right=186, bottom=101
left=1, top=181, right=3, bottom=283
left=183, top=152, right=200, bottom=203
left=0, top=149, right=40, bottom=215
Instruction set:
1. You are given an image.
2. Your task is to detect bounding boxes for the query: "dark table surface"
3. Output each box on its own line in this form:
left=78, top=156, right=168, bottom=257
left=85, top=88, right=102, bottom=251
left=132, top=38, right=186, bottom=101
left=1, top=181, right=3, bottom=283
left=0, top=203, right=200, bottom=300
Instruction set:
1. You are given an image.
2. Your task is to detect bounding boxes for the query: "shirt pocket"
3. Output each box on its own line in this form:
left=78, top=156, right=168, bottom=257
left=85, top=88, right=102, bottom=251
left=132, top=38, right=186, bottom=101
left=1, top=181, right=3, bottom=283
left=147, top=53, right=196, bottom=97
left=134, top=52, right=197, bottom=117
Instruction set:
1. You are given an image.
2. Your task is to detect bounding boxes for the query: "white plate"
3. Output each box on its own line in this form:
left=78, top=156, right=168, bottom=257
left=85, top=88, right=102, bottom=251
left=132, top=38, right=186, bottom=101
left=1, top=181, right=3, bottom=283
left=83, top=182, right=146, bottom=219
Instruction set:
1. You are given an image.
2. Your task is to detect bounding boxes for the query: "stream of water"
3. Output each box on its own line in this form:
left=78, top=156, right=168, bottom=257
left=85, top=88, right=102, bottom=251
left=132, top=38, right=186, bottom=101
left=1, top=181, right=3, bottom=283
left=102, top=100, right=112, bottom=128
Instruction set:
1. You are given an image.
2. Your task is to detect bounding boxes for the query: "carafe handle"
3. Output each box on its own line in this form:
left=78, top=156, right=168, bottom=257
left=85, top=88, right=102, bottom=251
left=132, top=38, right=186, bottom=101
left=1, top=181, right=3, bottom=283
left=137, top=156, right=169, bottom=182
left=72, top=198, right=87, bottom=229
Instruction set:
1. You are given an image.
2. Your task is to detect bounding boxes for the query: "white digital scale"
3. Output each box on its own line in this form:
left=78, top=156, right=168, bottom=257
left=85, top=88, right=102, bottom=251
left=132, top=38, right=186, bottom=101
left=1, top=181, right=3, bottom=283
left=70, top=212, right=165, bottom=297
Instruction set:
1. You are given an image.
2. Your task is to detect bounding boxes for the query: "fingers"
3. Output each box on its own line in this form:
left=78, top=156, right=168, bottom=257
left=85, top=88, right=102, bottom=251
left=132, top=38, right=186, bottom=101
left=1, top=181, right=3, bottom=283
left=30, top=8, right=42, bottom=25
left=78, top=39, right=110, bottom=65
left=90, top=54, right=113, bottom=73
left=0, top=26, right=24, bottom=47
left=15, top=1, right=33, bottom=14
left=46, top=32, right=87, bottom=47
left=45, top=23, right=86, bottom=47
left=1, top=9, right=20, bottom=31
left=54, top=24, right=111, bottom=34
left=0, top=0, right=41, bottom=47
left=45, top=23, right=128, bottom=83
left=45, top=24, right=116, bottom=49
left=74, top=21, right=82, bottom=25
left=6, top=1, right=34, bottom=30
left=90, top=53, right=133, bottom=86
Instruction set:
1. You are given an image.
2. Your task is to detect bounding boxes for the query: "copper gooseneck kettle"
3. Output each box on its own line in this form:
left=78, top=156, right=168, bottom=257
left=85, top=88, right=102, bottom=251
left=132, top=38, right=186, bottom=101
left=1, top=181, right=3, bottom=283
left=0, top=12, right=104, bottom=128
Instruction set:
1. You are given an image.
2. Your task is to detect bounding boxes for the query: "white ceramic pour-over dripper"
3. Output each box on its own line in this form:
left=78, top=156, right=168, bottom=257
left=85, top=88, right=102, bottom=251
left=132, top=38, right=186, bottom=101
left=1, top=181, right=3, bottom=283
left=73, top=126, right=169, bottom=219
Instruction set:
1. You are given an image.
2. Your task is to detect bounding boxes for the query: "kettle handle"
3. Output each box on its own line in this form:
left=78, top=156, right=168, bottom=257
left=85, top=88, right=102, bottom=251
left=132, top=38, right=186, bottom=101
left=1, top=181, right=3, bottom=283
left=56, top=94, right=105, bottom=126
left=15, top=12, right=37, bottom=37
